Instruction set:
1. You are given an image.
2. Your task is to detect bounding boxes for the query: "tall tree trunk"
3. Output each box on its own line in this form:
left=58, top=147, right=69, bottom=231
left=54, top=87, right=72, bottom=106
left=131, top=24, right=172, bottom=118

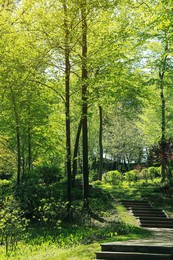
left=28, top=103, right=32, bottom=172
left=81, top=0, right=89, bottom=209
left=10, top=87, right=21, bottom=185
left=98, top=105, right=103, bottom=181
left=159, top=70, right=166, bottom=182
left=72, top=117, right=83, bottom=186
left=63, top=0, right=72, bottom=216
left=28, top=124, right=32, bottom=171
left=159, top=39, right=168, bottom=183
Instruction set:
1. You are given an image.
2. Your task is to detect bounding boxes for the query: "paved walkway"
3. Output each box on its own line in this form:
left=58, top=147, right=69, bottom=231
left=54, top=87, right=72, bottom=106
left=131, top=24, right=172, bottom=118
left=111, top=228, right=173, bottom=247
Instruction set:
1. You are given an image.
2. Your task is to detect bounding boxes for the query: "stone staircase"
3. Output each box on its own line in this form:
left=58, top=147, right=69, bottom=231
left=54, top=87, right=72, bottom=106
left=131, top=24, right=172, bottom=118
left=95, top=200, right=173, bottom=259
left=121, top=200, right=173, bottom=228
left=95, top=243, right=173, bottom=259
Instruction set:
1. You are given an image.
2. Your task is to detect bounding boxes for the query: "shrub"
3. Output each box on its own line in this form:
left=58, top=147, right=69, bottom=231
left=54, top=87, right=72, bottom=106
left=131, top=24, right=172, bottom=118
left=103, top=170, right=122, bottom=185
left=139, top=168, right=149, bottom=180
left=15, top=169, right=66, bottom=221
left=35, top=164, right=63, bottom=186
left=92, top=180, right=103, bottom=186
left=0, top=197, right=29, bottom=255
left=138, top=167, right=161, bottom=182
left=37, top=198, right=65, bottom=227
left=148, top=166, right=161, bottom=179
left=124, top=170, right=139, bottom=182
left=0, top=180, right=12, bottom=200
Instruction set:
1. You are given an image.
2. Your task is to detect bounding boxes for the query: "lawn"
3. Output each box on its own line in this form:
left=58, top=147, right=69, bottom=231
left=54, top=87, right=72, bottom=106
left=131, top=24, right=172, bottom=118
left=0, top=180, right=155, bottom=259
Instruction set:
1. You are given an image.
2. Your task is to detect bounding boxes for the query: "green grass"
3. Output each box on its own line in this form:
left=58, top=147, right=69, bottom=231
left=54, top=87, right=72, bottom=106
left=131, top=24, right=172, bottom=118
left=0, top=228, right=150, bottom=260
left=0, top=179, right=158, bottom=259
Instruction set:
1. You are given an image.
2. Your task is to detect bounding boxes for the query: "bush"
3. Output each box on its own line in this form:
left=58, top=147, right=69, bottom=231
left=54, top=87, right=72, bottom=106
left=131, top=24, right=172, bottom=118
left=37, top=198, right=66, bottom=227
left=35, top=164, right=63, bottom=186
left=138, top=167, right=161, bottom=182
left=0, top=197, right=29, bottom=255
left=15, top=175, right=66, bottom=221
left=103, top=170, right=122, bottom=185
left=124, top=170, right=139, bottom=182
left=92, top=180, right=103, bottom=186
left=139, top=168, right=149, bottom=180
left=148, top=166, right=161, bottom=179
left=0, top=180, right=12, bottom=200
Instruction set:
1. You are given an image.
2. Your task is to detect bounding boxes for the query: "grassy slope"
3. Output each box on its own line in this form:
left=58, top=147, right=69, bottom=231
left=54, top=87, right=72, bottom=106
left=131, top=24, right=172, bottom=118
left=1, top=180, right=164, bottom=260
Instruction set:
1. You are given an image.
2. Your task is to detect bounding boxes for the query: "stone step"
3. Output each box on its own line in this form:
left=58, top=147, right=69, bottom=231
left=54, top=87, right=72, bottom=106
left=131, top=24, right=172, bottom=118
left=132, top=208, right=164, bottom=213
left=121, top=200, right=148, bottom=203
left=132, top=210, right=166, bottom=216
left=122, top=204, right=151, bottom=207
left=133, top=212, right=166, bottom=217
left=132, top=209, right=164, bottom=212
left=141, top=223, right=173, bottom=228
left=140, top=222, right=173, bottom=227
left=122, top=201, right=151, bottom=204
left=140, top=219, right=173, bottom=224
left=124, top=205, right=153, bottom=209
left=95, top=251, right=172, bottom=259
left=138, top=217, right=172, bottom=221
left=101, top=244, right=173, bottom=254
left=124, top=206, right=153, bottom=210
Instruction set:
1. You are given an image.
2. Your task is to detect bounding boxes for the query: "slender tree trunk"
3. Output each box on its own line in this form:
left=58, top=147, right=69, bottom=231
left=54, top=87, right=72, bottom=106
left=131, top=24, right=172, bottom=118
left=28, top=103, right=32, bottom=172
left=123, top=157, right=129, bottom=172
left=159, top=71, right=166, bottom=181
left=159, top=40, right=167, bottom=183
left=22, top=146, right=25, bottom=180
left=28, top=125, right=32, bottom=171
left=72, top=117, right=83, bottom=186
left=10, top=87, right=21, bottom=185
left=81, top=0, right=89, bottom=209
left=98, top=105, right=103, bottom=181
left=63, top=0, right=72, bottom=216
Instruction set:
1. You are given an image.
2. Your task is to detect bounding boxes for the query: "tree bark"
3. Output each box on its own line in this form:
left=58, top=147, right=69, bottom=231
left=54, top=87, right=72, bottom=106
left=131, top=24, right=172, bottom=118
left=72, top=117, right=83, bottom=186
left=98, top=105, right=103, bottom=181
left=63, top=0, right=72, bottom=216
left=81, top=0, right=89, bottom=209
left=159, top=71, right=166, bottom=181
left=10, top=87, right=21, bottom=185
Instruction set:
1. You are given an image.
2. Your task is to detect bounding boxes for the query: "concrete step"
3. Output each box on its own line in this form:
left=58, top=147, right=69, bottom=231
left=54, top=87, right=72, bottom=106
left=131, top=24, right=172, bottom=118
left=100, top=244, right=173, bottom=254
left=124, top=205, right=153, bottom=209
left=95, top=251, right=172, bottom=259
left=141, top=223, right=173, bottom=228
left=121, top=200, right=148, bottom=203
left=130, top=208, right=164, bottom=213
left=132, top=209, right=164, bottom=213
left=120, top=199, right=171, bottom=229
left=132, top=211, right=167, bottom=217
left=140, top=219, right=173, bottom=224
left=137, top=216, right=171, bottom=220
left=122, top=201, right=151, bottom=205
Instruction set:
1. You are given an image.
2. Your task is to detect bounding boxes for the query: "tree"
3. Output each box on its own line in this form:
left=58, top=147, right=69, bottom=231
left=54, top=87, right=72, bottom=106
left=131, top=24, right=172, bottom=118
left=63, top=0, right=72, bottom=216
left=80, top=0, right=89, bottom=209
left=137, top=0, right=173, bottom=182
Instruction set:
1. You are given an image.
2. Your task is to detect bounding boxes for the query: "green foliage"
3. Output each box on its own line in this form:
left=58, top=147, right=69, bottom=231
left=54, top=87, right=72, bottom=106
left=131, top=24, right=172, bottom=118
left=124, top=170, right=139, bottom=182
left=15, top=174, right=66, bottom=222
left=139, top=168, right=149, bottom=181
left=103, top=170, right=122, bottom=185
left=0, top=139, right=16, bottom=180
left=33, top=164, right=63, bottom=186
left=147, top=166, right=161, bottom=179
left=92, top=180, right=103, bottom=186
left=137, top=167, right=161, bottom=182
left=0, top=180, right=12, bottom=199
left=37, top=198, right=65, bottom=227
left=0, top=197, right=29, bottom=255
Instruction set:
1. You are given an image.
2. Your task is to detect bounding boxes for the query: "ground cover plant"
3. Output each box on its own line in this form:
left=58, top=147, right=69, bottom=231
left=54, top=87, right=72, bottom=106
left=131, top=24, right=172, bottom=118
left=1, top=164, right=173, bottom=259
left=0, top=174, right=153, bottom=259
